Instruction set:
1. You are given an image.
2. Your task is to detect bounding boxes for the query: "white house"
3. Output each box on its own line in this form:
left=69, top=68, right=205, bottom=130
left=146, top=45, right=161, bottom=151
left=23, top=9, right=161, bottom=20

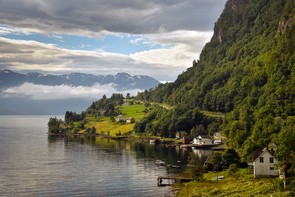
left=253, top=147, right=278, bottom=178
left=193, top=135, right=213, bottom=145
left=116, top=115, right=126, bottom=122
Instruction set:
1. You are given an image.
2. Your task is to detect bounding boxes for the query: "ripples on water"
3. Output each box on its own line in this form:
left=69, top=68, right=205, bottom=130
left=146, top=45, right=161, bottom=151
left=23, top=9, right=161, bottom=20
left=0, top=116, right=196, bottom=197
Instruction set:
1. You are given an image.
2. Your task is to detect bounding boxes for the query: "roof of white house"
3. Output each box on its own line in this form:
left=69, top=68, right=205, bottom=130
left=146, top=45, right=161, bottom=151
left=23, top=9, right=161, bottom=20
left=253, top=147, right=275, bottom=162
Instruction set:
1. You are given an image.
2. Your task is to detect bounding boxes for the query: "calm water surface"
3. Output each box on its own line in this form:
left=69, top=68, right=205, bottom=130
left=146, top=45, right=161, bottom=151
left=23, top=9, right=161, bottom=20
left=0, top=115, right=197, bottom=196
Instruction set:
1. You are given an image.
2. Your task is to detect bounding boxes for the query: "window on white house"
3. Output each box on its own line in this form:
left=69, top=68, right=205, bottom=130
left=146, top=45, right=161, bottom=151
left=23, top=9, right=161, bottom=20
left=270, top=167, right=275, bottom=170
left=269, top=157, right=274, bottom=163
left=259, top=157, right=264, bottom=163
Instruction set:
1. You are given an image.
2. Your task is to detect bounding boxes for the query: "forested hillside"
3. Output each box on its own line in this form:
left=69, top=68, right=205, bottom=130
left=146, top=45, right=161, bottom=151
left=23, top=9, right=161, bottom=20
left=136, top=0, right=294, bottom=183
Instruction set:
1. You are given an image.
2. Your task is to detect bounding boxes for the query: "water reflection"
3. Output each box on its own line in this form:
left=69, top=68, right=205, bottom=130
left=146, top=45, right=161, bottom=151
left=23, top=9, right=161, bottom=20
left=46, top=135, right=215, bottom=196
left=48, top=135, right=213, bottom=170
left=1, top=116, right=194, bottom=196
left=192, top=148, right=213, bottom=163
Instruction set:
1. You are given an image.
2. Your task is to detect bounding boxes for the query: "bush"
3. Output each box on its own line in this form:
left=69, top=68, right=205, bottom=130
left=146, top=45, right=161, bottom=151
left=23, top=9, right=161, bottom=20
left=229, top=164, right=238, bottom=174
left=273, top=178, right=284, bottom=192
left=228, top=164, right=241, bottom=179
left=187, top=152, right=204, bottom=181
left=203, top=163, right=214, bottom=171
left=222, top=148, right=240, bottom=168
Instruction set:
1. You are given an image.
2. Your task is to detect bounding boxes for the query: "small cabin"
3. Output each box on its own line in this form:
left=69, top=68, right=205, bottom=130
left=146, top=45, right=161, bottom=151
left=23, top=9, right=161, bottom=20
left=58, top=122, right=67, bottom=134
left=253, top=145, right=278, bottom=178
left=126, top=117, right=135, bottom=124
left=116, top=115, right=126, bottom=122
left=193, top=135, right=213, bottom=145
left=182, top=136, right=192, bottom=144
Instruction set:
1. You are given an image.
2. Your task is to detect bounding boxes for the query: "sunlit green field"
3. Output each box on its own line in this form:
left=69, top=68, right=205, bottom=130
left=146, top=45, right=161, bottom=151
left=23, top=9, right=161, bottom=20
left=85, top=104, right=146, bottom=136
left=176, top=169, right=292, bottom=197
left=119, top=104, right=146, bottom=120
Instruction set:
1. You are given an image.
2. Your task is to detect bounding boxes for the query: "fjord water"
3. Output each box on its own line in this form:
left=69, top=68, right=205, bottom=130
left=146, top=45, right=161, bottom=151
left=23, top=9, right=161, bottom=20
left=0, top=115, right=189, bottom=196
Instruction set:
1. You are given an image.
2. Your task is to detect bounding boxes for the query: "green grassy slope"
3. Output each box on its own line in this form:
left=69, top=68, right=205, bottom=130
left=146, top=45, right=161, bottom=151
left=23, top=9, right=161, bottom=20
left=177, top=169, right=293, bottom=197
left=85, top=103, right=146, bottom=136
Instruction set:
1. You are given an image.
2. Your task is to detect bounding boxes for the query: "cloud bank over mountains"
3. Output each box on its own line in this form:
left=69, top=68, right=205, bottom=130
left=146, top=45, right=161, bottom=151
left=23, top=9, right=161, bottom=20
left=0, top=70, right=158, bottom=114
left=2, top=83, right=126, bottom=100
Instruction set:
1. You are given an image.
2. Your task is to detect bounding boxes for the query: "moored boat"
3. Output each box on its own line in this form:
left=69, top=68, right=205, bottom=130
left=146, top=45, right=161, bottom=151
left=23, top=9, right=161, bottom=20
left=155, top=160, right=166, bottom=166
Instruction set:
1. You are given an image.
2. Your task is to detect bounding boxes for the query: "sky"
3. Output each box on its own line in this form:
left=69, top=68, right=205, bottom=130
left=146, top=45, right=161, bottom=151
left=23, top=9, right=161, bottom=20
left=0, top=0, right=227, bottom=82
left=0, top=0, right=227, bottom=114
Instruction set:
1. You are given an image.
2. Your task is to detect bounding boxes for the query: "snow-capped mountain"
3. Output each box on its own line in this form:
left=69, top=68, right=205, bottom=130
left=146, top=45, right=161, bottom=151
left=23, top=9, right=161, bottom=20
left=0, top=70, right=160, bottom=91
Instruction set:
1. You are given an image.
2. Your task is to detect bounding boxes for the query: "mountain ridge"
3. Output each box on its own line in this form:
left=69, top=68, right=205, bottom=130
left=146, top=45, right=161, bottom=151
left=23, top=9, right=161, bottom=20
left=0, top=69, right=160, bottom=91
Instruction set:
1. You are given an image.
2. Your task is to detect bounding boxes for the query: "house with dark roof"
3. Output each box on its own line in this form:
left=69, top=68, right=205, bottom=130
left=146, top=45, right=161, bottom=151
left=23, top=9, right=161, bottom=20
left=192, top=135, right=213, bottom=145
left=252, top=144, right=278, bottom=178
left=116, top=115, right=126, bottom=122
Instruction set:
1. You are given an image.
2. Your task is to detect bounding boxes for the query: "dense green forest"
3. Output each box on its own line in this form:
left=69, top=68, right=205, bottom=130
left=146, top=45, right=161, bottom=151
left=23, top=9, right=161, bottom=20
left=136, top=0, right=294, bottom=189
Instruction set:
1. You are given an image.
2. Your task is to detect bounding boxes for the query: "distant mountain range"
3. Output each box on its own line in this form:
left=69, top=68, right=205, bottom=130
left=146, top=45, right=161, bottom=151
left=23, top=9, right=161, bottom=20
left=0, top=70, right=160, bottom=115
left=0, top=70, right=160, bottom=91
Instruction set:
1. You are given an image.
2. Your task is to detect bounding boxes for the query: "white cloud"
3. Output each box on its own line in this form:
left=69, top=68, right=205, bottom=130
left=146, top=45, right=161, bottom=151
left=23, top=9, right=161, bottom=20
left=1, top=83, right=140, bottom=100
left=0, top=33, right=209, bottom=81
left=130, top=30, right=213, bottom=68
left=129, top=37, right=150, bottom=46
left=0, top=25, right=38, bottom=35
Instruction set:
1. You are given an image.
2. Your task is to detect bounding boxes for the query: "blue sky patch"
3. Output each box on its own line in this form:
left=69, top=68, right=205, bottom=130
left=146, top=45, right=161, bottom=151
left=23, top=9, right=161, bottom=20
left=2, top=31, right=162, bottom=55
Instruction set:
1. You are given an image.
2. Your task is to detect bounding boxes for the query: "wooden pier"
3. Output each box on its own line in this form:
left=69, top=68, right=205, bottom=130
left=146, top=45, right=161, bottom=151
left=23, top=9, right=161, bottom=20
left=157, top=176, right=192, bottom=186
left=180, top=144, right=216, bottom=149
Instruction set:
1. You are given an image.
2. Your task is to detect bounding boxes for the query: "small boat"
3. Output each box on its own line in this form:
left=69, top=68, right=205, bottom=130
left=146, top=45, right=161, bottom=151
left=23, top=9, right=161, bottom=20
left=155, top=160, right=166, bottom=166
left=171, top=165, right=181, bottom=169
left=213, top=176, right=224, bottom=181
left=167, top=164, right=181, bottom=169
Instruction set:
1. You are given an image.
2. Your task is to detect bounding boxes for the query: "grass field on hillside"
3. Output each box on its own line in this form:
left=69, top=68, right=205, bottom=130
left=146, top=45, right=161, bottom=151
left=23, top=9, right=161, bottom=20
left=176, top=169, right=292, bottom=197
left=119, top=104, right=146, bottom=120
left=85, top=103, right=146, bottom=136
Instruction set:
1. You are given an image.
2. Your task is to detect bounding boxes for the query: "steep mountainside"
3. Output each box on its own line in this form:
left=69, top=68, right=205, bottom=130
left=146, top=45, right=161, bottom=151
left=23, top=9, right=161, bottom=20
left=137, top=0, right=294, bottom=159
left=0, top=70, right=160, bottom=91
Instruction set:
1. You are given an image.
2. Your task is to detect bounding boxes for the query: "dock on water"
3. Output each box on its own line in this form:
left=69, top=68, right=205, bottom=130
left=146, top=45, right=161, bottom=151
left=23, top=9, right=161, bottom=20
left=157, top=176, right=192, bottom=186
left=180, top=144, right=216, bottom=149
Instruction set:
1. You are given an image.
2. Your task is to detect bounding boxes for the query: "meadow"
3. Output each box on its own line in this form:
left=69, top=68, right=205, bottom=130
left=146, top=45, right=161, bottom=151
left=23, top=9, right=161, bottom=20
left=176, top=169, right=292, bottom=197
left=85, top=103, right=146, bottom=136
